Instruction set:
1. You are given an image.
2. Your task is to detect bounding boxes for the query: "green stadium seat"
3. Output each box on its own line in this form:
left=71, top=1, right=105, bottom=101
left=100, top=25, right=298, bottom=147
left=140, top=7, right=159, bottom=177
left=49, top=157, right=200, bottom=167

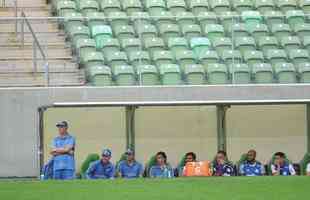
left=248, top=23, right=269, bottom=42
left=187, top=0, right=209, bottom=15
left=143, top=37, right=166, bottom=55
left=166, top=0, right=187, bottom=14
left=100, top=38, right=121, bottom=54
left=83, top=50, right=105, bottom=68
left=219, top=11, right=239, bottom=32
left=128, top=50, right=151, bottom=66
left=75, top=38, right=97, bottom=65
left=197, top=12, right=218, bottom=31
left=184, top=64, right=206, bottom=85
left=107, top=11, right=129, bottom=28
left=302, top=36, right=310, bottom=53
left=121, top=0, right=143, bottom=15
left=80, top=153, right=100, bottom=178
left=180, top=24, right=202, bottom=40
left=113, top=65, right=136, bottom=86
left=168, top=37, right=189, bottom=54
left=121, top=38, right=142, bottom=55
left=197, top=50, right=220, bottom=67
left=153, top=11, right=175, bottom=25
left=159, top=64, right=183, bottom=85
left=57, top=0, right=76, bottom=17
left=255, top=0, right=275, bottom=13
left=131, top=12, right=151, bottom=28
left=264, top=11, right=285, bottom=28
left=232, top=0, right=254, bottom=14
left=280, top=36, right=301, bottom=51
left=113, top=25, right=135, bottom=40
left=91, top=25, right=113, bottom=50
left=86, top=12, right=106, bottom=30
left=234, top=36, right=256, bottom=54
left=286, top=10, right=305, bottom=29
left=297, top=62, right=310, bottom=83
left=176, top=12, right=196, bottom=26
left=136, top=65, right=160, bottom=85
left=294, top=23, right=310, bottom=38
left=69, top=25, right=91, bottom=49
left=79, top=0, right=99, bottom=15
left=136, top=24, right=158, bottom=39
left=274, top=62, right=297, bottom=83
left=209, top=0, right=231, bottom=14
left=243, top=50, right=264, bottom=66
left=212, top=37, right=232, bottom=55
left=152, top=50, right=175, bottom=66
left=275, top=0, right=297, bottom=13
left=252, top=63, right=274, bottom=83
left=228, top=23, right=249, bottom=38
left=241, top=11, right=262, bottom=30
left=204, top=24, right=225, bottom=41
left=158, top=23, right=181, bottom=42
left=229, top=63, right=251, bottom=84
left=190, top=37, right=211, bottom=57
left=300, top=0, right=310, bottom=14
left=145, top=0, right=166, bottom=16
left=265, top=49, right=288, bottom=65
left=258, top=36, right=279, bottom=55
left=86, top=65, right=113, bottom=86
left=100, top=0, right=121, bottom=15
left=220, top=49, right=243, bottom=65
left=104, top=51, right=128, bottom=68
left=207, top=63, right=229, bottom=84
left=271, top=23, right=292, bottom=40
left=63, top=12, right=84, bottom=33
left=174, top=50, right=196, bottom=70
left=288, top=49, right=309, bottom=65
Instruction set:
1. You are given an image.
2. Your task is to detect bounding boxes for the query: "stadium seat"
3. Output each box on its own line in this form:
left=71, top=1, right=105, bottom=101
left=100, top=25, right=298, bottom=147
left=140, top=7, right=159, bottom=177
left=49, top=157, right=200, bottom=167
left=131, top=12, right=151, bottom=28
left=104, top=51, right=128, bottom=68
left=190, top=37, right=211, bottom=57
left=187, top=0, right=209, bottom=15
left=100, top=0, right=121, bottom=15
left=300, top=0, right=310, bottom=14
left=228, top=23, right=249, bottom=38
left=229, top=63, right=251, bottom=84
left=265, top=49, right=288, bottom=65
left=255, top=0, right=275, bottom=13
left=298, top=62, right=310, bottom=83
left=113, top=65, right=136, bottom=86
left=91, top=25, right=113, bottom=50
left=206, top=63, right=229, bottom=84
left=145, top=0, right=166, bottom=16
left=121, top=38, right=142, bottom=55
left=86, top=64, right=113, bottom=86
left=168, top=37, right=189, bottom=55
left=83, top=51, right=105, bottom=68
left=280, top=36, right=301, bottom=52
left=158, top=23, right=181, bottom=42
left=63, top=12, right=84, bottom=33
left=80, top=153, right=100, bottom=178
left=153, top=11, right=175, bottom=25
left=204, top=24, right=225, bottom=42
left=252, top=63, right=274, bottom=83
left=121, top=0, right=143, bottom=15
left=232, top=0, right=254, bottom=14
left=271, top=24, right=292, bottom=40
left=248, top=23, right=269, bottom=42
left=113, top=25, right=135, bottom=40
left=107, top=11, right=129, bottom=28
left=101, top=38, right=121, bottom=54
left=197, top=50, right=220, bottom=67
left=294, top=23, right=310, bottom=38
left=241, top=11, right=262, bottom=30
left=128, top=50, right=151, bottom=67
left=243, top=50, right=265, bottom=66
left=79, top=0, right=99, bottom=15
left=219, top=11, right=239, bottom=32
left=209, top=0, right=231, bottom=14
left=258, top=36, right=279, bottom=55
left=174, top=50, right=196, bottom=71
left=143, top=37, right=165, bottom=56
left=234, top=36, right=256, bottom=54
left=197, top=12, right=218, bottom=31
left=212, top=37, right=233, bottom=55
left=181, top=24, right=202, bottom=40
left=57, top=0, right=76, bottom=17
left=136, top=65, right=160, bottom=85
left=264, top=11, right=285, bottom=28
left=152, top=50, right=175, bottom=66
left=75, top=38, right=97, bottom=65
left=275, top=0, right=297, bottom=13
left=184, top=64, right=206, bottom=85
left=274, top=62, right=297, bottom=84
left=86, top=12, right=106, bottom=30
left=220, top=50, right=243, bottom=65
left=176, top=12, right=196, bottom=26
left=302, top=36, right=310, bottom=53
left=286, top=10, right=305, bottom=29
left=136, top=24, right=158, bottom=39
left=288, top=49, right=309, bottom=65
left=159, top=64, right=183, bottom=85
left=166, top=0, right=187, bottom=14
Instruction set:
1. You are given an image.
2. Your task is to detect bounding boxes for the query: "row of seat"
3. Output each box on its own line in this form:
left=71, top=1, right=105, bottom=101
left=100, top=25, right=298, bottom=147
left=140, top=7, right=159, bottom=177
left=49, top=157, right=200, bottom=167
left=85, top=62, right=310, bottom=86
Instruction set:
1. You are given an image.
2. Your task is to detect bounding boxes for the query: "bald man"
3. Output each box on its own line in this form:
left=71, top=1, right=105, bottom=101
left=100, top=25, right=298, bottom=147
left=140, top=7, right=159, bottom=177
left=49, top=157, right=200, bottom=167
left=239, top=150, right=265, bottom=176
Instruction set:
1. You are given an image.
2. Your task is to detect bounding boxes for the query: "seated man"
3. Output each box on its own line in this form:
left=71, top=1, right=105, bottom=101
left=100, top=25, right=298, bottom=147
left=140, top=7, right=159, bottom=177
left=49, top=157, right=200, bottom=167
left=150, top=151, right=174, bottom=178
left=271, top=152, right=296, bottom=176
left=212, top=150, right=235, bottom=176
left=117, top=149, right=143, bottom=179
left=86, top=149, right=115, bottom=179
left=178, top=152, right=197, bottom=176
left=239, top=149, right=265, bottom=176
left=307, top=162, right=310, bottom=176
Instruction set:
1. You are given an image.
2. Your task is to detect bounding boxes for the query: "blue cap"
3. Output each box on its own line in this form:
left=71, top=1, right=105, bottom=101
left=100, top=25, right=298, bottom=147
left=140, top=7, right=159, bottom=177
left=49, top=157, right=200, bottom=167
left=102, top=149, right=112, bottom=157
left=56, top=121, right=68, bottom=128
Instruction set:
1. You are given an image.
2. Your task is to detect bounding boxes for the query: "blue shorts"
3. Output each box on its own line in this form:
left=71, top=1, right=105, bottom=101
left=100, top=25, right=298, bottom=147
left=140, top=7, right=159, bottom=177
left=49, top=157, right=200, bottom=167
left=53, top=169, right=75, bottom=180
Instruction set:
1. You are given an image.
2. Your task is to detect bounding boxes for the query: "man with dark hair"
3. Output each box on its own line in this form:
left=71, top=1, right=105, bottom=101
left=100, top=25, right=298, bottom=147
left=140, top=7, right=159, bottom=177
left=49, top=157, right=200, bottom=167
left=271, top=152, right=296, bottom=176
left=212, top=150, right=235, bottom=176
left=178, top=152, right=197, bottom=176
left=239, top=149, right=265, bottom=176
left=86, top=149, right=115, bottom=179
left=117, top=149, right=143, bottom=179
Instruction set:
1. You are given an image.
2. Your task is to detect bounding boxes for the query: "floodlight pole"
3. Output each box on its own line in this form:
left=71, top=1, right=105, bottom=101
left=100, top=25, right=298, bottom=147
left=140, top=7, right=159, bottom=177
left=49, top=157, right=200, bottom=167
left=125, top=106, right=137, bottom=152
left=217, top=105, right=230, bottom=152
left=307, top=104, right=310, bottom=153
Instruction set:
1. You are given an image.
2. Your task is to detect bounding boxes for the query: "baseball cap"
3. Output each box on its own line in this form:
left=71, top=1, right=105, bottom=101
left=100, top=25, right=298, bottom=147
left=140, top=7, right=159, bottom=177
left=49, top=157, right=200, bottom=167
left=125, top=148, right=134, bottom=155
left=102, top=149, right=112, bottom=157
left=56, top=121, right=68, bottom=128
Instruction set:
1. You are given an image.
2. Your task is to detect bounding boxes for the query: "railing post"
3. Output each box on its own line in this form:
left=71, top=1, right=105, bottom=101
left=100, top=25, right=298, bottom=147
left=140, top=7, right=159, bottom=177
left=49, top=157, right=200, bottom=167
left=14, top=0, right=18, bottom=36
left=33, top=40, right=38, bottom=73
left=44, top=62, right=50, bottom=86
left=21, top=16, right=24, bottom=48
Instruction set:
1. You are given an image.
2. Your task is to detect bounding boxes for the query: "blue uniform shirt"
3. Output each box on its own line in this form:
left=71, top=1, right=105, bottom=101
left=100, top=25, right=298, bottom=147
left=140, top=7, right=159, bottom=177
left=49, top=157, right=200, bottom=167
left=213, top=163, right=234, bottom=176
left=149, top=164, right=174, bottom=178
left=52, top=134, right=75, bottom=171
left=117, top=160, right=143, bottom=178
left=271, top=162, right=296, bottom=176
left=240, top=161, right=265, bottom=176
left=86, top=160, right=115, bottom=179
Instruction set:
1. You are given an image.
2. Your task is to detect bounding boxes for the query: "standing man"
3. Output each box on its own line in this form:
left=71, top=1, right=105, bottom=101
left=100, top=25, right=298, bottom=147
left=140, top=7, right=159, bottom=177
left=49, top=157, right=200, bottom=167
left=117, top=149, right=143, bottom=178
left=239, top=150, right=265, bottom=176
left=50, top=121, right=76, bottom=180
left=86, top=149, right=115, bottom=179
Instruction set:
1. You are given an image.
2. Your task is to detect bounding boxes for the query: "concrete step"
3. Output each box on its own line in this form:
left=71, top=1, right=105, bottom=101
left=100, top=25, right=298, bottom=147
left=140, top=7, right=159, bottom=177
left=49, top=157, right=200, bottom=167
left=0, top=0, right=48, bottom=8
left=0, top=21, right=59, bottom=33
left=0, top=10, right=50, bottom=17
